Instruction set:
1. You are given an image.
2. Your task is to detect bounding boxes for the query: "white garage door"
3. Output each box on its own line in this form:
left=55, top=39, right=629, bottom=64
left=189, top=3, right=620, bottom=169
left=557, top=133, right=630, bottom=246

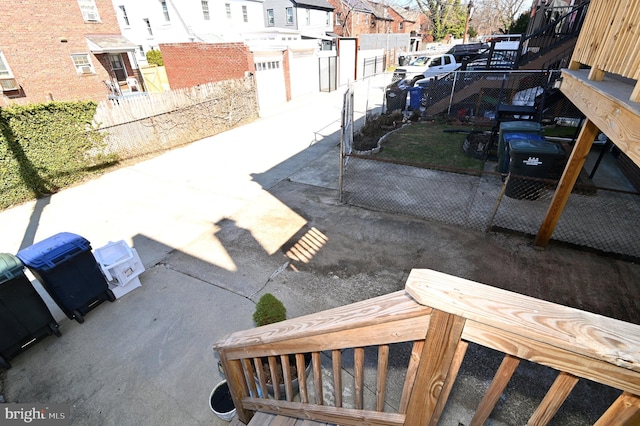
left=254, top=57, right=286, bottom=115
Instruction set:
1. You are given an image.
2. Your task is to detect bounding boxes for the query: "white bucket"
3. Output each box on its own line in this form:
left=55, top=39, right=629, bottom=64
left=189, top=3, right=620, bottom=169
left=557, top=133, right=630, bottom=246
left=209, top=380, right=236, bottom=421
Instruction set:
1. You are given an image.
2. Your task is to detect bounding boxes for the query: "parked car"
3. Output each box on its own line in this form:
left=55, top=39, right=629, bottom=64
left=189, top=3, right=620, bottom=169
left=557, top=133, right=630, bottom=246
left=393, top=54, right=462, bottom=85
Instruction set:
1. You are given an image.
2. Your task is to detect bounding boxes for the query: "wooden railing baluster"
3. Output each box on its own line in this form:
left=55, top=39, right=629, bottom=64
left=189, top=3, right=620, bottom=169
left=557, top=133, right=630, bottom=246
left=376, top=344, right=389, bottom=412
left=332, top=349, right=342, bottom=407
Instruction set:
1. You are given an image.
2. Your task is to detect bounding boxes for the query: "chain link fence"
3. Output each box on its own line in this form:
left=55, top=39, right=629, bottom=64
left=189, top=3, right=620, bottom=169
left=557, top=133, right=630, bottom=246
left=341, top=72, right=640, bottom=260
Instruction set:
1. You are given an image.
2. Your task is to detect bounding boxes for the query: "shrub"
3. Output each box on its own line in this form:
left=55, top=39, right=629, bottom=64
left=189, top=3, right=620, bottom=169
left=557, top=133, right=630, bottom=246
left=146, top=49, right=164, bottom=67
left=0, top=101, right=116, bottom=209
left=253, top=293, right=286, bottom=326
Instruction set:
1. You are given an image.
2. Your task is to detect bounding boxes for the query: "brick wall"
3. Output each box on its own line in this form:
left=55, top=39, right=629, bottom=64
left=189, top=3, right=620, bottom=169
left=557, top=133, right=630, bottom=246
left=160, top=42, right=256, bottom=89
left=0, top=0, right=124, bottom=106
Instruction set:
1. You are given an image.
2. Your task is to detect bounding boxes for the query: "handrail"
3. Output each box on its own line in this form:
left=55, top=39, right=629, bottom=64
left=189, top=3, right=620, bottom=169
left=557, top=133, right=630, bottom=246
left=516, top=1, right=590, bottom=69
left=214, top=269, right=640, bottom=425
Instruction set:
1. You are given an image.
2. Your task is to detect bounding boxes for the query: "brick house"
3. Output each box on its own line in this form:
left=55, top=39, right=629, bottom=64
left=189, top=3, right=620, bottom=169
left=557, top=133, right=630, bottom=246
left=0, top=0, right=141, bottom=107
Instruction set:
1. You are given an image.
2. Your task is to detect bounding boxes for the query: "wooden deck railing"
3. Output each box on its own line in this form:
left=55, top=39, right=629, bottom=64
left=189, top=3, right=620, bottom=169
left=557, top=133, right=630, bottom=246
left=569, top=0, right=640, bottom=101
left=214, top=269, right=640, bottom=425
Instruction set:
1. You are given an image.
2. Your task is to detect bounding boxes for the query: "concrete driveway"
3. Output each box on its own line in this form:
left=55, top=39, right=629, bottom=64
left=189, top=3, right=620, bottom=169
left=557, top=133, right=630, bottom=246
left=1, top=75, right=639, bottom=425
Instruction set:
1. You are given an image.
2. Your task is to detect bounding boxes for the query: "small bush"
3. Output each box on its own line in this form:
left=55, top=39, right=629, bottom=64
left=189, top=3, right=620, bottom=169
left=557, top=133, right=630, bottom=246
left=253, top=293, right=286, bottom=327
left=146, top=49, right=164, bottom=67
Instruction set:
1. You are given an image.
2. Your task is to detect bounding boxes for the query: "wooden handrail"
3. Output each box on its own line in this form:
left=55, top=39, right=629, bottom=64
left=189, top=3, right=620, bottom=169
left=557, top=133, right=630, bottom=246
left=214, top=269, right=640, bottom=425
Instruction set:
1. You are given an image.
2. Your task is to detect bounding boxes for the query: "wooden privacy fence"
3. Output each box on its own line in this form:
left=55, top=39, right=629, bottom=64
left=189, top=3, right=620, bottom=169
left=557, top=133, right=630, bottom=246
left=214, top=268, right=640, bottom=425
left=91, top=78, right=258, bottom=159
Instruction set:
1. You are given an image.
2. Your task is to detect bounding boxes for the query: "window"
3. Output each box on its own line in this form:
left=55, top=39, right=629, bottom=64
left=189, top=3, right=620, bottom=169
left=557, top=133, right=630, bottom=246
left=143, top=18, right=153, bottom=35
left=286, top=7, right=293, bottom=25
left=305, top=9, right=310, bottom=25
left=336, top=12, right=342, bottom=25
left=138, top=45, right=145, bottom=57
left=399, top=21, right=403, bottom=30
left=255, top=61, right=280, bottom=71
left=226, top=3, right=231, bottom=19
left=202, top=1, right=210, bottom=20
left=119, top=5, right=129, bottom=25
left=267, top=9, right=275, bottom=26
left=0, top=51, right=19, bottom=92
left=77, top=0, right=100, bottom=22
left=326, top=11, right=330, bottom=25
left=71, top=53, right=94, bottom=75
left=161, top=1, right=170, bottom=21
left=242, top=5, right=248, bottom=22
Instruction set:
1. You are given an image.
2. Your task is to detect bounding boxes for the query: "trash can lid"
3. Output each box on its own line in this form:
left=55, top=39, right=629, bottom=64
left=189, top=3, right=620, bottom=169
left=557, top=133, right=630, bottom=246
left=509, top=138, right=565, bottom=156
left=17, top=232, right=91, bottom=270
left=0, top=253, right=24, bottom=284
left=503, top=132, right=546, bottom=143
left=499, top=121, right=542, bottom=132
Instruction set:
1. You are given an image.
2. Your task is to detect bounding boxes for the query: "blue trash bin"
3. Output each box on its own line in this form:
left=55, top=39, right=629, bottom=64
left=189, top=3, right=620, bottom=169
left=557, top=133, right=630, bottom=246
left=0, top=253, right=60, bottom=369
left=17, top=233, right=114, bottom=324
left=407, top=86, right=423, bottom=111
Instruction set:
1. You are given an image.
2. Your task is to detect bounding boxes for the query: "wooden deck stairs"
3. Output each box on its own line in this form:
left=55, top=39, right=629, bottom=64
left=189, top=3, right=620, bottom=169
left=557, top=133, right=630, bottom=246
left=215, top=269, right=640, bottom=425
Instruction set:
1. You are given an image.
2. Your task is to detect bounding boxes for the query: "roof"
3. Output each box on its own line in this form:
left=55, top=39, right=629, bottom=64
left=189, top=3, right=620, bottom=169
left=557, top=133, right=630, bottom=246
left=366, top=1, right=393, bottom=20
left=294, top=0, right=334, bottom=10
left=86, top=35, right=137, bottom=53
left=342, top=0, right=374, bottom=13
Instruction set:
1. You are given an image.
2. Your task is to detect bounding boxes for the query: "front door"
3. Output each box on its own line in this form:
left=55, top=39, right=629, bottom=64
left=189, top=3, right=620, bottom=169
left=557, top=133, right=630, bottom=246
left=109, top=54, right=127, bottom=82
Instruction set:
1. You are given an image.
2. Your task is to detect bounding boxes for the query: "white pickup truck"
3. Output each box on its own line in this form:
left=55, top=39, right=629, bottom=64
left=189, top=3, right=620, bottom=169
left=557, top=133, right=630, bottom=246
left=393, top=53, right=461, bottom=85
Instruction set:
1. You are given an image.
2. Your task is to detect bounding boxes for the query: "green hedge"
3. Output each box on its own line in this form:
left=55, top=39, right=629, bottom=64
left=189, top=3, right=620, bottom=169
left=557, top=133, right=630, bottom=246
left=0, top=101, right=117, bottom=210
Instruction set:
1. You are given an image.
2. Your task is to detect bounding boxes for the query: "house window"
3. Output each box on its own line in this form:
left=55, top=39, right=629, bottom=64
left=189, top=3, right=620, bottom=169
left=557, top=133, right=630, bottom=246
left=326, top=11, right=330, bottom=25
left=0, top=51, right=19, bottom=92
left=305, top=9, right=310, bottom=25
left=77, top=0, right=100, bottom=22
left=286, top=7, right=293, bottom=25
left=71, top=53, right=95, bottom=75
left=255, top=61, right=280, bottom=71
left=119, top=6, right=130, bottom=25
left=138, top=45, right=145, bottom=57
left=399, top=22, right=403, bottom=30
left=267, top=9, right=275, bottom=26
left=242, top=5, right=248, bottom=22
left=161, top=1, right=170, bottom=21
left=143, top=18, right=153, bottom=35
left=202, top=1, right=210, bottom=20
left=336, top=12, right=342, bottom=25
left=226, top=3, right=231, bottom=19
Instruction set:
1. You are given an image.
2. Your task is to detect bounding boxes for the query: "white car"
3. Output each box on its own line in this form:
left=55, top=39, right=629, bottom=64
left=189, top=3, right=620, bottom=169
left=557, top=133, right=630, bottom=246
left=393, top=53, right=461, bottom=85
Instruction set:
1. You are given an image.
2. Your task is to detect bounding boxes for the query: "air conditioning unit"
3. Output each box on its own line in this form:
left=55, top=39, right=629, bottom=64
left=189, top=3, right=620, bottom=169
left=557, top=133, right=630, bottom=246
left=81, top=66, right=93, bottom=74
left=85, top=12, right=98, bottom=21
left=0, top=78, right=19, bottom=92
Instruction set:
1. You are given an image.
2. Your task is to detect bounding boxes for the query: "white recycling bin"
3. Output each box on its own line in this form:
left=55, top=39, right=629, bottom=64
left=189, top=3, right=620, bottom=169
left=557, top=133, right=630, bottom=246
left=94, top=241, right=144, bottom=299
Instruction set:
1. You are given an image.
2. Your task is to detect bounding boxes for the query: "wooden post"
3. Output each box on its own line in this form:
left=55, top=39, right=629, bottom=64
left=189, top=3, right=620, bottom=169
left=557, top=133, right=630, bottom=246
left=404, top=309, right=465, bottom=426
left=534, top=119, right=599, bottom=248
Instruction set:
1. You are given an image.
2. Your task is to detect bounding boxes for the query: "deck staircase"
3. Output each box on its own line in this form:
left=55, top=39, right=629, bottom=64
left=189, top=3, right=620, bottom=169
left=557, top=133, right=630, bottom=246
left=215, top=269, right=640, bottom=425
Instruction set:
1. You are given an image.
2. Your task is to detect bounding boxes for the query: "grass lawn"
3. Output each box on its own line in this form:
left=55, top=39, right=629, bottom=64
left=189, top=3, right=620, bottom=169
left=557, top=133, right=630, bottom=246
left=374, top=122, right=485, bottom=171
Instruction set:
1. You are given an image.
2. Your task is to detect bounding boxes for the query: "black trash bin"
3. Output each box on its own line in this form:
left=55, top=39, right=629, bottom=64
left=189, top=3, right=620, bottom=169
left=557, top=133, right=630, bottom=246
left=0, top=253, right=61, bottom=369
left=17, top=233, right=115, bottom=324
left=505, top=138, right=566, bottom=200
left=385, top=79, right=408, bottom=113
left=497, top=121, right=544, bottom=174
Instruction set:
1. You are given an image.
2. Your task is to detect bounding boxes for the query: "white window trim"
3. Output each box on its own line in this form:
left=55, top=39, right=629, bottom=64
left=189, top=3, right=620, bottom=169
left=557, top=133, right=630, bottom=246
left=202, top=1, right=210, bottom=20
left=0, top=51, right=14, bottom=78
left=267, top=9, right=275, bottom=26
left=286, top=7, right=293, bottom=25
left=77, top=0, right=101, bottom=22
left=71, top=53, right=95, bottom=75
